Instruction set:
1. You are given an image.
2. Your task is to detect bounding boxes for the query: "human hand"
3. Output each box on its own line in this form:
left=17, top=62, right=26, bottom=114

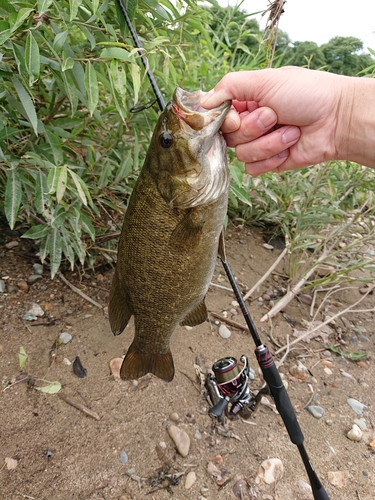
left=202, top=67, right=353, bottom=176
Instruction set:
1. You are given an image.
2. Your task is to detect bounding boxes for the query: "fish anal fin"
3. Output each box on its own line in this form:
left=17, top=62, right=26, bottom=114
left=180, top=299, right=208, bottom=326
left=120, top=343, right=175, bottom=382
left=169, top=209, right=205, bottom=252
left=108, top=272, right=132, bottom=336
left=218, top=230, right=226, bottom=262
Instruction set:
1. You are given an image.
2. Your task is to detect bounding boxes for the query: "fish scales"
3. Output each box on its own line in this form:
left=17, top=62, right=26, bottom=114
left=109, top=88, right=231, bottom=382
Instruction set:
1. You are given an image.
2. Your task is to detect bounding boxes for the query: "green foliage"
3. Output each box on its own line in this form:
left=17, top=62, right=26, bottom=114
left=0, top=0, right=221, bottom=277
left=0, top=0, right=374, bottom=287
left=321, top=36, right=374, bottom=75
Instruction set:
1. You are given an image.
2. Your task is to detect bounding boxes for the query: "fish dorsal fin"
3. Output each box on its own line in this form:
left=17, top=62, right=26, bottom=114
left=180, top=298, right=208, bottom=327
left=217, top=230, right=226, bottom=262
left=108, top=272, right=132, bottom=335
left=120, top=342, right=175, bottom=382
left=169, top=209, right=205, bottom=252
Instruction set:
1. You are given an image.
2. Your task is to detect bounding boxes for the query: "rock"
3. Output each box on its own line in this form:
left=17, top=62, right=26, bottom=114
left=289, top=362, right=310, bottom=381
left=33, top=263, right=44, bottom=275
left=167, top=425, right=190, bottom=457
left=23, top=302, right=45, bottom=320
left=298, top=293, right=313, bottom=305
left=0, top=279, right=5, bottom=293
left=73, top=356, right=87, bottom=378
left=17, top=280, right=29, bottom=292
left=5, top=240, right=19, bottom=249
left=59, top=332, right=72, bottom=344
left=255, top=458, right=284, bottom=485
left=207, top=461, right=222, bottom=481
left=306, top=406, right=324, bottom=419
left=357, top=361, right=369, bottom=370
left=323, top=367, right=333, bottom=375
left=327, top=470, right=346, bottom=488
left=354, top=418, right=367, bottom=431
left=194, top=430, right=202, bottom=440
left=109, top=357, right=123, bottom=378
left=232, top=479, right=248, bottom=498
left=297, top=479, right=312, bottom=497
left=27, top=274, right=42, bottom=284
left=347, top=424, right=362, bottom=442
left=5, top=457, right=18, bottom=470
left=169, top=412, right=179, bottom=422
left=347, top=397, right=367, bottom=415
left=218, top=324, right=231, bottom=339
left=185, top=471, right=196, bottom=489
left=119, top=450, right=128, bottom=464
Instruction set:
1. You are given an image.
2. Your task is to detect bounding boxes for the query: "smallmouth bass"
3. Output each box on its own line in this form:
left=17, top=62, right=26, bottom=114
left=109, top=88, right=231, bottom=381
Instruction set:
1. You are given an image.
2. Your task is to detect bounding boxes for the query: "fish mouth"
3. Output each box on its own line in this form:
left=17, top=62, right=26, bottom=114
left=172, top=87, right=231, bottom=134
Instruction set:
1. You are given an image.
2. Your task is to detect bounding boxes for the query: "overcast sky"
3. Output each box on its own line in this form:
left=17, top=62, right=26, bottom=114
left=217, top=0, right=375, bottom=53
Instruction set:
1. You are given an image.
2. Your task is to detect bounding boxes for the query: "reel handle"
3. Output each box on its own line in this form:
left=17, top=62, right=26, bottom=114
left=208, top=397, right=230, bottom=419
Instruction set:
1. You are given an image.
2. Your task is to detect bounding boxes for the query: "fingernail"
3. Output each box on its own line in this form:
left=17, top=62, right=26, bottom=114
left=282, top=126, right=300, bottom=145
left=257, top=108, right=276, bottom=129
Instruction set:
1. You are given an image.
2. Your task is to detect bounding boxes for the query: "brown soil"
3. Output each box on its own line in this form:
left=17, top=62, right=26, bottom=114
left=1, top=224, right=374, bottom=500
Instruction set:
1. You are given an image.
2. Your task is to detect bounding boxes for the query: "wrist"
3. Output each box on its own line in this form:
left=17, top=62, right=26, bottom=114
left=335, top=77, right=375, bottom=168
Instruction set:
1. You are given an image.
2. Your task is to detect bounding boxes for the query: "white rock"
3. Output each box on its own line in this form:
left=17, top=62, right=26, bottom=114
left=167, top=425, right=190, bottom=457
left=185, top=471, right=196, bottom=489
left=327, top=470, right=346, bottom=488
left=255, top=458, right=284, bottom=485
left=218, top=324, right=231, bottom=339
left=347, top=397, right=367, bottom=415
left=59, top=332, right=72, bottom=344
left=5, top=457, right=18, bottom=470
left=109, top=357, right=123, bottom=378
left=207, top=461, right=222, bottom=481
left=297, top=479, right=313, bottom=498
left=347, top=424, right=362, bottom=442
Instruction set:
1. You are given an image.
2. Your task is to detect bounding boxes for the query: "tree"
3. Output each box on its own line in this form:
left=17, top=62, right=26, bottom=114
left=321, top=36, right=374, bottom=75
left=283, top=41, right=326, bottom=69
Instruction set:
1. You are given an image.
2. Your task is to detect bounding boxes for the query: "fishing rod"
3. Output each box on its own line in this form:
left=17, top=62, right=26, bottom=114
left=116, top=2, right=330, bottom=498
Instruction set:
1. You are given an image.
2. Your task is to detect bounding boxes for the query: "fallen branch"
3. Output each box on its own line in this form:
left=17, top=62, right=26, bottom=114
left=260, top=251, right=328, bottom=322
left=210, top=312, right=248, bottom=332
left=274, top=285, right=375, bottom=356
left=243, top=246, right=288, bottom=300
left=58, top=393, right=101, bottom=420
left=58, top=272, right=103, bottom=310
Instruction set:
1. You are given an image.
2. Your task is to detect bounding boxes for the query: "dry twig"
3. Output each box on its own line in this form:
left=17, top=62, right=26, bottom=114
left=58, top=393, right=101, bottom=420
left=58, top=272, right=103, bottom=309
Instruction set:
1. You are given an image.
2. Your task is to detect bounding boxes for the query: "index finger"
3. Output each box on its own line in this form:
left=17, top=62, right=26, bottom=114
left=201, top=71, right=261, bottom=109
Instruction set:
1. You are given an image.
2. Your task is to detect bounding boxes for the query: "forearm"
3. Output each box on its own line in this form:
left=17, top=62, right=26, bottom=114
left=336, top=77, right=375, bottom=168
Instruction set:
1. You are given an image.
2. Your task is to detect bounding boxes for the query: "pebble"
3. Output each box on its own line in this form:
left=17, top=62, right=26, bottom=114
left=73, top=356, right=87, bottom=378
left=354, top=418, right=367, bottom=431
left=119, top=450, right=128, bottom=464
left=297, top=479, right=312, bottom=496
left=185, top=471, right=196, bottom=489
left=289, top=363, right=310, bottom=381
left=59, top=332, right=72, bottom=344
left=63, top=358, right=71, bottom=365
left=194, top=430, right=202, bottom=440
left=23, top=302, right=45, bottom=320
left=347, top=424, right=362, bottom=442
left=327, top=470, right=346, bottom=488
left=0, top=279, right=5, bottom=293
left=255, top=458, right=284, bottom=485
left=298, top=293, right=313, bottom=305
left=232, top=479, right=248, bottom=498
left=27, top=274, right=42, bottom=284
left=5, top=240, right=19, bottom=249
left=347, top=397, right=367, bottom=415
left=109, top=357, right=123, bottom=378
left=17, top=280, right=29, bottom=291
left=169, top=412, right=179, bottom=422
left=5, top=457, right=18, bottom=470
left=33, top=263, right=44, bottom=275
left=218, top=324, right=231, bottom=339
left=207, top=461, right=222, bottom=481
left=167, top=425, right=190, bottom=457
left=7, top=284, right=17, bottom=293
left=306, top=406, right=324, bottom=419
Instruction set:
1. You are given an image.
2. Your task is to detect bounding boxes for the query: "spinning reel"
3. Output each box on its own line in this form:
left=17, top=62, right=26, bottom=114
left=206, top=355, right=257, bottom=419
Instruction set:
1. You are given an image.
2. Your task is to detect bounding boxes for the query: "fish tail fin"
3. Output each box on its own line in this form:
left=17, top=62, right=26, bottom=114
left=120, top=343, right=175, bottom=382
left=108, top=272, right=132, bottom=335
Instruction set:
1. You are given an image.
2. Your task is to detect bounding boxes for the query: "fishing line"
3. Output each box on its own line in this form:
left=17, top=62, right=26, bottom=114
left=116, top=3, right=330, bottom=499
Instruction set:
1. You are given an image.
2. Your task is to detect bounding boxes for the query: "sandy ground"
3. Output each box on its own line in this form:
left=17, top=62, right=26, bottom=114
left=1, top=223, right=374, bottom=500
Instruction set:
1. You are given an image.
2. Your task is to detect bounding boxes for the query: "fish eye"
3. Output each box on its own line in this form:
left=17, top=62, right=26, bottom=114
left=160, top=131, right=173, bottom=149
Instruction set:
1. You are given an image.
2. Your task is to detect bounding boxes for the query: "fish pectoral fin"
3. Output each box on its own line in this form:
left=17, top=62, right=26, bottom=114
left=120, top=343, right=175, bottom=382
left=217, top=230, right=226, bottom=262
left=169, top=209, right=205, bottom=252
left=180, top=299, right=208, bottom=326
left=108, top=272, right=132, bottom=335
